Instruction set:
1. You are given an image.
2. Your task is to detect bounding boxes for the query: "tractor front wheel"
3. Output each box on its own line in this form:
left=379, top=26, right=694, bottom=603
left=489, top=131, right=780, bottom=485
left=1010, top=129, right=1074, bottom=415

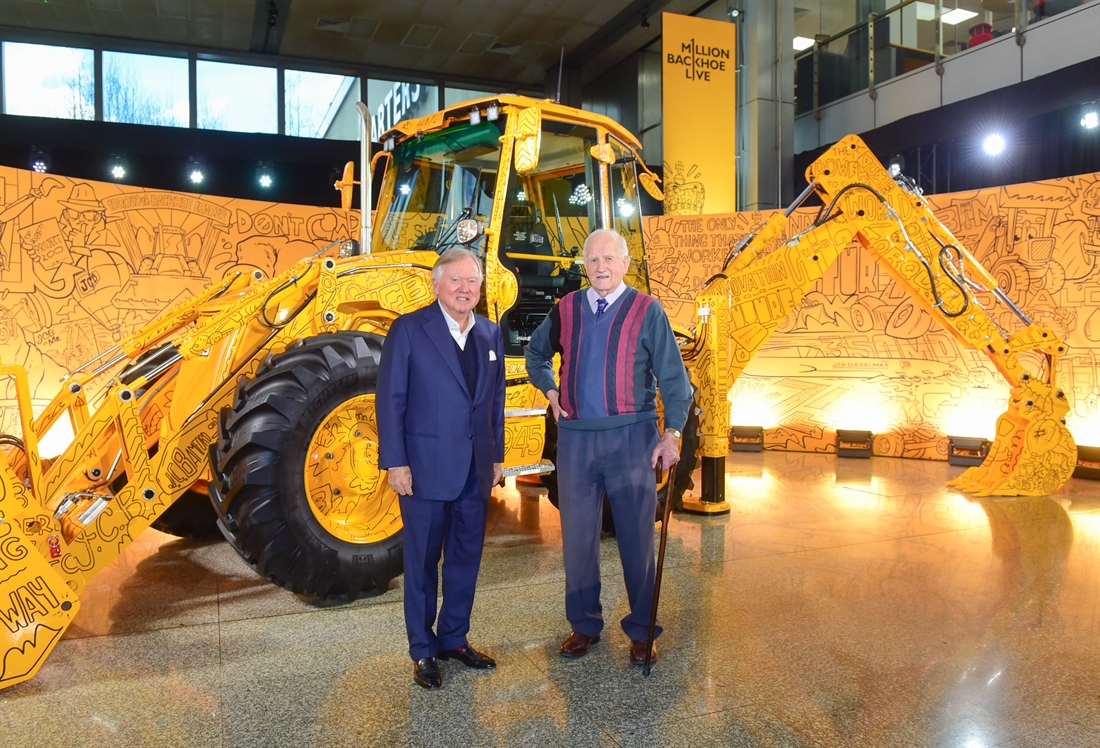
left=215, top=332, right=403, bottom=602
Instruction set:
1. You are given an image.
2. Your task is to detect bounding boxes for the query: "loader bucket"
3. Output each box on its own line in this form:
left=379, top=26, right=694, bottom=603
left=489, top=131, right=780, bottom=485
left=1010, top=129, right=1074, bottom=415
left=947, top=382, right=1077, bottom=497
left=0, top=462, right=80, bottom=689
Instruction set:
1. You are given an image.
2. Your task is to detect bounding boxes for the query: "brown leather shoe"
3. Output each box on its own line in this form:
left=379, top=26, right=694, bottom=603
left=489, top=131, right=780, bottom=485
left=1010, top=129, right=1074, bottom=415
left=630, top=640, right=657, bottom=666
left=559, top=631, right=600, bottom=658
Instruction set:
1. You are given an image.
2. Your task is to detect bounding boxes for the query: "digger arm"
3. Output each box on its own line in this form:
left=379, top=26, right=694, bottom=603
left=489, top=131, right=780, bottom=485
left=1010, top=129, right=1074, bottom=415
left=690, top=134, right=1075, bottom=498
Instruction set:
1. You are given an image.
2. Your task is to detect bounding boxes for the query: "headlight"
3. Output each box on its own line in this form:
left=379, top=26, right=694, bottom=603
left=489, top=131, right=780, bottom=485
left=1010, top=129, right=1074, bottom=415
left=456, top=218, right=482, bottom=244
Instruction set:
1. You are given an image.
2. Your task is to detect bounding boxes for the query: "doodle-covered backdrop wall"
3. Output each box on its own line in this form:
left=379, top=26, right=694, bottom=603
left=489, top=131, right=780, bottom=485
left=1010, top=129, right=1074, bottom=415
left=0, top=167, right=360, bottom=452
left=645, top=174, right=1100, bottom=457
left=1, top=166, right=1097, bottom=459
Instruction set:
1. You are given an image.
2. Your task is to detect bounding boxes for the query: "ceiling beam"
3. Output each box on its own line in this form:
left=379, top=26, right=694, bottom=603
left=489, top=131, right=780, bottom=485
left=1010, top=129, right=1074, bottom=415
left=251, top=0, right=292, bottom=54
left=563, top=0, right=677, bottom=69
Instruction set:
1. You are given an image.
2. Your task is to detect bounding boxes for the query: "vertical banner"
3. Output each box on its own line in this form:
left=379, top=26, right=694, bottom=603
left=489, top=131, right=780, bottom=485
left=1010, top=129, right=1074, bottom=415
left=662, top=12, right=737, bottom=215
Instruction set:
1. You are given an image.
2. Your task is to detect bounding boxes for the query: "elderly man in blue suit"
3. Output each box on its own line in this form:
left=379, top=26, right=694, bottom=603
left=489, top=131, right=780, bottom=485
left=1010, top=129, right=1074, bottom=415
left=377, top=247, right=505, bottom=690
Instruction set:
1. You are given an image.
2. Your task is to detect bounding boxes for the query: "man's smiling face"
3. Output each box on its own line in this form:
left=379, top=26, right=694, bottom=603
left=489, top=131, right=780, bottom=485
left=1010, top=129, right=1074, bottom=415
left=584, top=235, right=630, bottom=296
left=433, top=256, right=482, bottom=323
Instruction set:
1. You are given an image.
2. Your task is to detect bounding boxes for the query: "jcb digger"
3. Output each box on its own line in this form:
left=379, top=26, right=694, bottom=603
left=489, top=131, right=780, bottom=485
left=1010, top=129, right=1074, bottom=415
left=0, top=96, right=1076, bottom=689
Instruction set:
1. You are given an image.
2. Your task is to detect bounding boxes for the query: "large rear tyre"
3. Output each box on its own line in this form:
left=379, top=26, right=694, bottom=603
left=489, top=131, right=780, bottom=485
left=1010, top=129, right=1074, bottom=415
left=151, top=489, right=222, bottom=541
left=215, top=332, right=403, bottom=602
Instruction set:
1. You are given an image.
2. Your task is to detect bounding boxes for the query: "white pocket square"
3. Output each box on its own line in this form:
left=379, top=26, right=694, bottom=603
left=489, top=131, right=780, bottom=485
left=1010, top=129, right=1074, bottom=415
left=488, top=350, right=497, bottom=361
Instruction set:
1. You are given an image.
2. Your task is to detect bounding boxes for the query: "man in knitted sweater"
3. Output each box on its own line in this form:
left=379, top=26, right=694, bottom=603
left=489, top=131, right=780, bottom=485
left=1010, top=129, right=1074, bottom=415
left=525, top=228, right=691, bottom=666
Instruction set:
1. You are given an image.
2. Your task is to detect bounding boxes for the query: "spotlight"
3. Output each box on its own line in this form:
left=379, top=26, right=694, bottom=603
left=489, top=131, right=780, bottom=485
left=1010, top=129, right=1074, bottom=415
left=486, top=102, right=499, bottom=121
left=730, top=426, right=764, bottom=452
left=1082, top=111, right=1099, bottom=129
left=887, top=154, right=905, bottom=177
left=29, top=147, right=51, bottom=174
left=256, top=162, right=274, bottom=189
left=728, top=8, right=742, bottom=21
left=640, top=13, right=650, bottom=29
left=187, top=157, right=206, bottom=186
left=469, top=107, right=481, bottom=125
left=107, top=154, right=128, bottom=181
left=835, top=429, right=873, bottom=458
left=982, top=134, right=1006, bottom=156
left=947, top=436, right=991, bottom=467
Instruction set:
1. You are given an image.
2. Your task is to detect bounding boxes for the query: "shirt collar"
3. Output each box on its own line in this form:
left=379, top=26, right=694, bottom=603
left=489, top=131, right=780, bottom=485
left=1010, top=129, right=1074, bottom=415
left=587, top=282, right=628, bottom=312
left=438, top=301, right=475, bottom=336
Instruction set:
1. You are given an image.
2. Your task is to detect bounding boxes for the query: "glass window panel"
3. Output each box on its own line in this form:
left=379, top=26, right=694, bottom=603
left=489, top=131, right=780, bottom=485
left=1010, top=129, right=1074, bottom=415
left=2, top=42, right=93, bottom=120
left=367, top=79, right=438, bottom=139
left=444, top=87, right=494, bottom=108
left=285, top=70, right=359, bottom=140
left=608, top=138, right=645, bottom=285
left=103, top=51, right=189, bottom=127
left=196, top=60, right=277, bottom=133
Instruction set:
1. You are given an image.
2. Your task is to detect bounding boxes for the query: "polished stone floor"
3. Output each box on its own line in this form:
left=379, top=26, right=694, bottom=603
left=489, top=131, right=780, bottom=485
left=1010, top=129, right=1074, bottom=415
left=1, top=452, right=1097, bottom=748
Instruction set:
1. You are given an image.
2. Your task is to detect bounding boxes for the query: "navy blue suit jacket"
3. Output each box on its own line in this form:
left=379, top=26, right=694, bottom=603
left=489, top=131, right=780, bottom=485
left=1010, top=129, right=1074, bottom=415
left=377, top=302, right=506, bottom=501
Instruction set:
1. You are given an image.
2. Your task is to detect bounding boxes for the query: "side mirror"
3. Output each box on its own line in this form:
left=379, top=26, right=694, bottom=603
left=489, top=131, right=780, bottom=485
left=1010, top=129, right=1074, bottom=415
left=335, top=161, right=358, bottom=211
left=640, top=172, right=665, bottom=202
left=589, top=143, right=615, bottom=165
left=514, top=107, right=541, bottom=173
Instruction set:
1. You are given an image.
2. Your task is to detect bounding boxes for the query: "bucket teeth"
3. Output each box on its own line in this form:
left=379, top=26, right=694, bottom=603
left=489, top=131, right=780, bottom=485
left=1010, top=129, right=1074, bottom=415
left=948, top=383, right=1076, bottom=497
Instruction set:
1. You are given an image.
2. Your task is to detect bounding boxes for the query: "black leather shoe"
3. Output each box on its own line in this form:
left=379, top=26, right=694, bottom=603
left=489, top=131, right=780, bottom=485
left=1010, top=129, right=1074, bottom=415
left=413, top=657, right=442, bottom=689
left=559, top=632, right=600, bottom=658
left=438, top=644, right=496, bottom=669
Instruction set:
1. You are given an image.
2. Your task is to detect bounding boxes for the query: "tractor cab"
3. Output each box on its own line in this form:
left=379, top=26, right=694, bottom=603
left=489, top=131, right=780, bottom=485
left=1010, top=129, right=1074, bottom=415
left=371, top=96, right=660, bottom=357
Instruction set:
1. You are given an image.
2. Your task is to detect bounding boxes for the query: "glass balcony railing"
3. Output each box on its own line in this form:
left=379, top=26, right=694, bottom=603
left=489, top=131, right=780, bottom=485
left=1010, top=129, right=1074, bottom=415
left=795, top=0, right=1091, bottom=117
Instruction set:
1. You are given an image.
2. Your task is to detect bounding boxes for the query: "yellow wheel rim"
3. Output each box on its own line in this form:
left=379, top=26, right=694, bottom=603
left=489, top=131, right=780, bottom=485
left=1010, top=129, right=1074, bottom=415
left=302, top=393, right=403, bottom=544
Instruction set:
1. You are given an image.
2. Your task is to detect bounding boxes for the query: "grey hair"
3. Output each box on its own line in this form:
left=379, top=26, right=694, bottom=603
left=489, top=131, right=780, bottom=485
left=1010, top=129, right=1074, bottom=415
left=431, top=247, right=484, bottom=283
left=583, top=229, right=630, bottom=259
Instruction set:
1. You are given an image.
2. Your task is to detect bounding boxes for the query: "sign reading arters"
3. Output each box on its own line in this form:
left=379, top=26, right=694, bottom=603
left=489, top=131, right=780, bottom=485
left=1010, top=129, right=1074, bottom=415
left=662, top=12, right=737, bottom=215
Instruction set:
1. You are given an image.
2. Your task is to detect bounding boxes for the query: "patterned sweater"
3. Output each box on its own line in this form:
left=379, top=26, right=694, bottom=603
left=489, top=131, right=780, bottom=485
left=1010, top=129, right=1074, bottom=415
left=525, top=287, right=691, bottom=432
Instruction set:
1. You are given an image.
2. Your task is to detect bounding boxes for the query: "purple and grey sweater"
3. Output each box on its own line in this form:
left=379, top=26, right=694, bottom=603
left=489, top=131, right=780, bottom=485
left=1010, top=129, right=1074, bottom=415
left=524, top=287, right=691, bottom=432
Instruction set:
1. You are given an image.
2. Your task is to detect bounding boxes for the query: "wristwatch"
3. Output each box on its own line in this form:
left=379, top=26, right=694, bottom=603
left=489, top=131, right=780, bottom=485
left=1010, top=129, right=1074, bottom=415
left=665, top=428, right=682, bottom=440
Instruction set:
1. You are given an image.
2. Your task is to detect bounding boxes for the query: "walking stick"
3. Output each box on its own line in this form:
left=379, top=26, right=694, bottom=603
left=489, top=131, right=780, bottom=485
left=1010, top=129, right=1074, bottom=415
left=643, top=457, right=676, bottom=676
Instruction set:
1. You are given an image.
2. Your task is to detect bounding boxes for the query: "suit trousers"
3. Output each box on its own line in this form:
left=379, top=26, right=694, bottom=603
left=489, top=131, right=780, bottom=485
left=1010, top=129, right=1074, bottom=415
left=398, top=459, right=488, bottom=661
left=557, top=419, right=661, bottom=641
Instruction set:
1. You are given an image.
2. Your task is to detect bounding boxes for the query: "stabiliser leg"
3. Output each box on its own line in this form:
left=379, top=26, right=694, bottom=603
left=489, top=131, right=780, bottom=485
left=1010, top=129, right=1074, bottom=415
left=680, top=456, right=731, bottom=515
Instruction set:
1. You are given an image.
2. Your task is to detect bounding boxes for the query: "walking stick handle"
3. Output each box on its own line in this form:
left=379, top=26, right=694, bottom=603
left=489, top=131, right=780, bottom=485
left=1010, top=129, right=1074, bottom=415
left=643, top=457, right=675, bottom=676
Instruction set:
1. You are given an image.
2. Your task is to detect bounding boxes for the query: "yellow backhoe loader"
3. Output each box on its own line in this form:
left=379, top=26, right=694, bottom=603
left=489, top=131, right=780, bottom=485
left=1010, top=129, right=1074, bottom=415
left=0, top=96, right=1075, bottom=689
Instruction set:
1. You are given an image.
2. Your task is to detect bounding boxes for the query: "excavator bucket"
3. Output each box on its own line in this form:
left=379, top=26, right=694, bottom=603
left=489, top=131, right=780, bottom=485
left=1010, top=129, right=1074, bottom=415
left=0, top=459, right=80, bottom=689
left=947, top=381, right=1077, bottom=497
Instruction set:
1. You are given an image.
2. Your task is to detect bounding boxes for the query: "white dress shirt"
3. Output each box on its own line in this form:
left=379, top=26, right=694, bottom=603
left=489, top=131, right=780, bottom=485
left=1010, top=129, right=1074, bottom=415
left=439, top=301, right=476, bottom=350
left=587, top=282, right=628, bottom=315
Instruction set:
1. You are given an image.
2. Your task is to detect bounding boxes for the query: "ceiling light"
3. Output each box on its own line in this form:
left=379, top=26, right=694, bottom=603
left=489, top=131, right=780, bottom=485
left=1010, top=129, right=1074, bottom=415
left=982, top=134, right=1006, bottom=156
left=1082, top=111, right=1099, bottom=129
left=914, top=2, right=937, bottom=21
left=256, top=162, right=274, bottom=189
left=793, top=36, right=815, bottom=51
left=188, top=157, right=206, bottom=186
left=29, top=147, right=50, bottom=173
left=108, top=154, right=128, bottom=181
left=568, top=183, right=592, bottom=206
left=941, top=8, right=979, bottom=25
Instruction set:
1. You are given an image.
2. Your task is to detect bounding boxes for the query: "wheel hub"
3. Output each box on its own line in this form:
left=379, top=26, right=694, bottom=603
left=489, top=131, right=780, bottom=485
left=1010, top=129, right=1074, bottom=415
left=303, top=394, right=402, bottom=544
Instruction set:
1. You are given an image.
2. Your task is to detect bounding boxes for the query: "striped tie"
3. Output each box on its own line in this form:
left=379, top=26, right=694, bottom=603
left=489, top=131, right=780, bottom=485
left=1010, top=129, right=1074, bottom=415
left=595, top=298, right=608, bottom=318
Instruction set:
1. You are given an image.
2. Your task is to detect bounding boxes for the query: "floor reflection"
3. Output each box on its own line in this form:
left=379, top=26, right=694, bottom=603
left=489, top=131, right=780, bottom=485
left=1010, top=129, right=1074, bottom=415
left=4, top=451, right=1096, bottom=748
